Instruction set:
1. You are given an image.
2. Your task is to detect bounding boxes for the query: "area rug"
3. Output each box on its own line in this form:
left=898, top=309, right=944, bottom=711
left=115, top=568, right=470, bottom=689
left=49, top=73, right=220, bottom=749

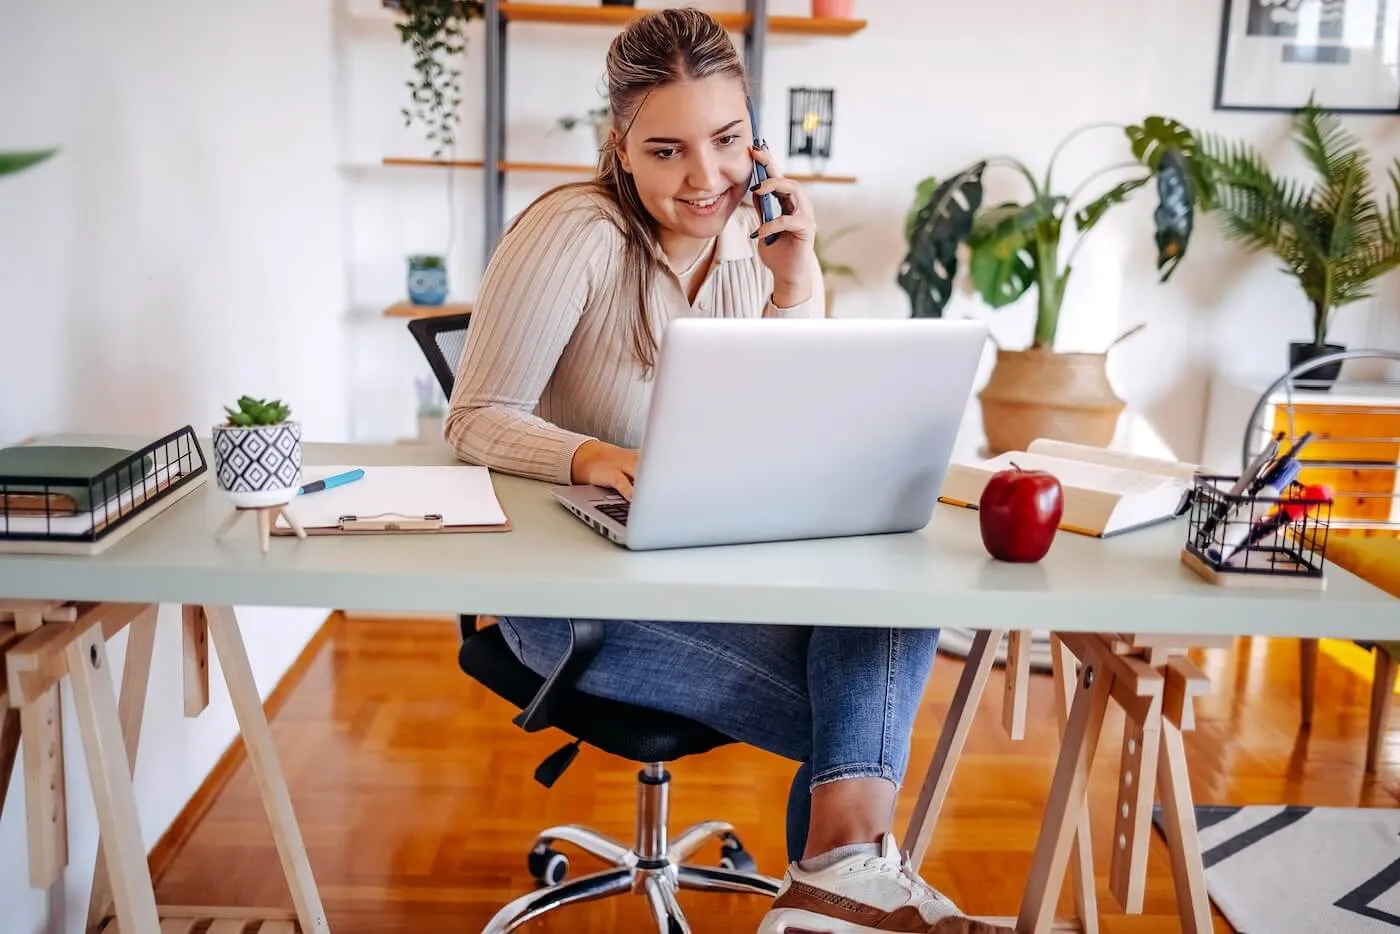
left=1152, top=804, right=1400, bottom=932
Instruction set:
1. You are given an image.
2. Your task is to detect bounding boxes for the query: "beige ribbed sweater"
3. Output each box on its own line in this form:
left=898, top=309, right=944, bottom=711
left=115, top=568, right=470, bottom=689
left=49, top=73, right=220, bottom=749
left=444, top=184, right=824, bottom=484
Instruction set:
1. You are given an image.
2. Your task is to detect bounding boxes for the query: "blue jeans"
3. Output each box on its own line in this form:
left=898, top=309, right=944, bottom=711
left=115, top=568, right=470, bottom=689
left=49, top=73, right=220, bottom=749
left=494, top=616, right=941, bottom=862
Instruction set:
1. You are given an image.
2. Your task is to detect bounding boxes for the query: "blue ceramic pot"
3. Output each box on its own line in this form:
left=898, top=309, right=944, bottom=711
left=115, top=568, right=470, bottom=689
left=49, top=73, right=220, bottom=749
left=407, top=256, right=448, bottom=306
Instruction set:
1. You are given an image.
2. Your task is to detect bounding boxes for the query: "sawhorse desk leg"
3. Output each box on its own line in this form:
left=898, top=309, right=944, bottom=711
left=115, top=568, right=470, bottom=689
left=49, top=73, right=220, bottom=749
left=902, top=629, right=1096, bottom=933
left=1, top=599, right=329, bottom=934
left=1017, top=633, right=1213, bottom=934
left=900, top=630, right=1215, bottom=934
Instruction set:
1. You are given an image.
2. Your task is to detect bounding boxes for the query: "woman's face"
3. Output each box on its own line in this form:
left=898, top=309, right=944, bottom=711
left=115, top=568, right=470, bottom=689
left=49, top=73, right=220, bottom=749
left=616, top=74, right=755, bottom=242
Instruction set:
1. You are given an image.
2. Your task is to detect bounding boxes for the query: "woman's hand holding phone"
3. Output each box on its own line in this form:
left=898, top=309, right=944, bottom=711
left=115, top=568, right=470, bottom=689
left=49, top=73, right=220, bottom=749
left=749, top=145, right=818, bottom=307
left=571, top=439, right=639, bottom=500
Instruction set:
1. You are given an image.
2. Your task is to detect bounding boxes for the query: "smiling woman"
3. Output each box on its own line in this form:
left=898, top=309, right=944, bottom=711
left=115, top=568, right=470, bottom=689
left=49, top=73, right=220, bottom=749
left=442, top=9, right=1007, bottom=934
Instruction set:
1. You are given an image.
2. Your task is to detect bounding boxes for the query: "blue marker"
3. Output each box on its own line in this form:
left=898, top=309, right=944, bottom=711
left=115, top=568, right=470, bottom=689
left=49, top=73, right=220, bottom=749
left=298, top=468, right=365, bottom=496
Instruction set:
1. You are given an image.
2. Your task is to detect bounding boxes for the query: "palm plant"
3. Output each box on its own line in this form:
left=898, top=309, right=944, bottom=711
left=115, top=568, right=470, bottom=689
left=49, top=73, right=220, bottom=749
left=1196, top=100, right=1400, bottom=350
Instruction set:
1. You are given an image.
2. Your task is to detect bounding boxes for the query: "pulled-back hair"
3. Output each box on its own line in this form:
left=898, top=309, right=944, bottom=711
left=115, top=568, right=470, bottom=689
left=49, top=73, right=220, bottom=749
left=506, top=7, right=749, bottom=372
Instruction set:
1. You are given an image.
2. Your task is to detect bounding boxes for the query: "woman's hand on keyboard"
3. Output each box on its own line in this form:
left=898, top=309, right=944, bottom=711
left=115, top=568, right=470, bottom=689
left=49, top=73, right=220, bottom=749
left=570, top=440, right=639, bottom=499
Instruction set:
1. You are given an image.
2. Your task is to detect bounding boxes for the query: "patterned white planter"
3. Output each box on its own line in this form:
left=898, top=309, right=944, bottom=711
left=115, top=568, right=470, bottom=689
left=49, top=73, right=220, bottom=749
left=211, top=421, right=302, bottom=508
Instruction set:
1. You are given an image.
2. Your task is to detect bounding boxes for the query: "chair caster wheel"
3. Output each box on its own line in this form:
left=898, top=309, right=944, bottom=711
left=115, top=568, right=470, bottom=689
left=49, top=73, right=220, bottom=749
left=718, top=833, right=757, bottom=874
left=528, top=843, right=569, bottom=886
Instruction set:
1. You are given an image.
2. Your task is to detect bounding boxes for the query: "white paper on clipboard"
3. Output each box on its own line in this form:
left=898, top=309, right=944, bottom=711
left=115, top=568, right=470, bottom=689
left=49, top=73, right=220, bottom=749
left=275, top=465, right=508, bottom=531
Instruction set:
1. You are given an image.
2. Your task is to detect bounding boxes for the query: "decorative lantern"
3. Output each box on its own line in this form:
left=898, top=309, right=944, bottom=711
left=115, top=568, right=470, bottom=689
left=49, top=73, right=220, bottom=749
left=787, top=87, right=834, bottom=176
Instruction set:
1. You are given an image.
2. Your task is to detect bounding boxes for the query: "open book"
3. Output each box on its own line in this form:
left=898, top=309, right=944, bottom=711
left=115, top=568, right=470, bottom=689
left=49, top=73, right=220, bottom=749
left=938, top=439, right=1199, bottom=538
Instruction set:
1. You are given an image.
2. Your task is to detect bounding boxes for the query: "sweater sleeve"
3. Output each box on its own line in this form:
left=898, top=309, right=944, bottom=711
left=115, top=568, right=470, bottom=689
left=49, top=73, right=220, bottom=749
left=444, top=191, right=614, bottom=484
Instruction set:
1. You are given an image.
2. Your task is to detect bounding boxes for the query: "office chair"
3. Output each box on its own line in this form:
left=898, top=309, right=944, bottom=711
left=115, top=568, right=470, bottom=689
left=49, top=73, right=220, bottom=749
left=407, top=314, right=782, bottom=932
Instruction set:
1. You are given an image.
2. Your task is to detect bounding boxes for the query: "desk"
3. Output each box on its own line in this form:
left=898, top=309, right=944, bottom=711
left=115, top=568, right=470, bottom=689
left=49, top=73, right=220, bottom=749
left=3, top=437, right=1399, bottom=934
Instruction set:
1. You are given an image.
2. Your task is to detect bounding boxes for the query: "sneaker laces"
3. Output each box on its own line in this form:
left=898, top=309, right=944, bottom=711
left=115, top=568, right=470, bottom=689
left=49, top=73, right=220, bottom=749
left=853, top=849, right=951, bottom=905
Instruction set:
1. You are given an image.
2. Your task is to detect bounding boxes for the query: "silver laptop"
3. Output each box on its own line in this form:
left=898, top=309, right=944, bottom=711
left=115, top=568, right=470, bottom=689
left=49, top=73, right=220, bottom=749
left=552, top=316, right=989, bottom=550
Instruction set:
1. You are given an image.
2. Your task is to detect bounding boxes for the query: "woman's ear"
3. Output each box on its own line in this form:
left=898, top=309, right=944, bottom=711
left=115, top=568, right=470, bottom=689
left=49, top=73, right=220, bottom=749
left=613, top=131, right=632, bottom=174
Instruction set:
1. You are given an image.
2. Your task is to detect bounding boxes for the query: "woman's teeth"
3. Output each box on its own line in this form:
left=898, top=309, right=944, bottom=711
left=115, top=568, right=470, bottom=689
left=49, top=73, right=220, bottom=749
left=682, top=195, right=721, bottom=207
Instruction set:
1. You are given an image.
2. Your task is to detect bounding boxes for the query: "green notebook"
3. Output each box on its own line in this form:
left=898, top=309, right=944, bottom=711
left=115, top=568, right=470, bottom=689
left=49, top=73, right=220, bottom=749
left=0, top=445, right=155, bottom=515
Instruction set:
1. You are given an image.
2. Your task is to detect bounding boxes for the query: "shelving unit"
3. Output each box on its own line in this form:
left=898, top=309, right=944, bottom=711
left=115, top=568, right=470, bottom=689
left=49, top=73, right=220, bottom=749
left=380, top=0, right=867, bottom=266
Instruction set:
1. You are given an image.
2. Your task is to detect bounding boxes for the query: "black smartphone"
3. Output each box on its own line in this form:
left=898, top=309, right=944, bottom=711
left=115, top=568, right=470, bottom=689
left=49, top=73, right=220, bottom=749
left=746, top=97, right=781, bottom=246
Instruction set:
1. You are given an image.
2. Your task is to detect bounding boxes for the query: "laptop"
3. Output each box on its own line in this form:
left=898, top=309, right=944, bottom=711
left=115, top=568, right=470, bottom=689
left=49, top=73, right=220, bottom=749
left=552, top=316, right=989, bottom=551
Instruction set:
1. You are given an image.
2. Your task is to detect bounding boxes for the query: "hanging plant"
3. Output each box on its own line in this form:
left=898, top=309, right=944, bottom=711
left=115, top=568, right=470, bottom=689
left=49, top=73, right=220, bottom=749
left=391, top=0, right=484, bottom=160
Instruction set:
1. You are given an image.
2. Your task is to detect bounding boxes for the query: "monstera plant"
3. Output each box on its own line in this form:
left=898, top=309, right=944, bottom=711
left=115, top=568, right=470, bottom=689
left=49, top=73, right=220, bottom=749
left=0, top=148, right=56, bottom=178
left=896, top=117, right=1211, bottom=454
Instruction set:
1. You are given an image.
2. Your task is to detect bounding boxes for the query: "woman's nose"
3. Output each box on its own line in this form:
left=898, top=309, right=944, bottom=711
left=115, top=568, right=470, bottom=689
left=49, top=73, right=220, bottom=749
left=686, top=151, right=724, bottom=192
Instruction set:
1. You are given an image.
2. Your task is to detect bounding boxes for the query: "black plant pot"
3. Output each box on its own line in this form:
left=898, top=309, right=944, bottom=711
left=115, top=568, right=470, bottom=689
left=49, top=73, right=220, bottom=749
left=600, top=0, right=636, bottom=5
left=1288, top=340, right=1347, bottom=389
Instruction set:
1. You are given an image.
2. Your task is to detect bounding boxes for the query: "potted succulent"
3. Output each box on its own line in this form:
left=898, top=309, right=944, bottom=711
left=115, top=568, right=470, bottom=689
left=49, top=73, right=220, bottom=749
left=407, top=253, right=448, bottom=305
left=897, top=116, right=1212, bottom=454
left=212, top=397, right=302, bottom=508
left=1194, top=99, right=1400, bottom=389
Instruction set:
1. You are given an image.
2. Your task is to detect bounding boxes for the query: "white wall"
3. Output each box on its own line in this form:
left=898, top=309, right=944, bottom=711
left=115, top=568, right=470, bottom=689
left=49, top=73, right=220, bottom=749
left=0, top=3, right=338, bottom=933
left=337, top=0, right=1400, bottom=462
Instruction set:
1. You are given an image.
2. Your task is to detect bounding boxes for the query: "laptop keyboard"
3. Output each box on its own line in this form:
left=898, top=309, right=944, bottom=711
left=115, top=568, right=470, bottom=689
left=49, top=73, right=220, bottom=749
left=597, top=501, right=630, bottom=525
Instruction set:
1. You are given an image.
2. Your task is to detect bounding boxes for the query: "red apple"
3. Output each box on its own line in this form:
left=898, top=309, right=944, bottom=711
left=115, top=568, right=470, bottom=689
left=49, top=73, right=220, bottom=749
left=978, top=463, right=1064, bottom=562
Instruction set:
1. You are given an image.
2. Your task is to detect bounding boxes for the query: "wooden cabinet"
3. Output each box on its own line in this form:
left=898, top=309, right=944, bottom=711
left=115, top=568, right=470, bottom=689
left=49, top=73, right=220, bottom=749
left=1202, top=374, right=1400, bottom=538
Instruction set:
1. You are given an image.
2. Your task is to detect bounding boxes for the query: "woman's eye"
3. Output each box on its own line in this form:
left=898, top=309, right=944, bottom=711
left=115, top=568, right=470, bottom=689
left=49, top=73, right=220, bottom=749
left=651, top=148, right=678, bottom=160
left=717, top=134, right=740, bottom=146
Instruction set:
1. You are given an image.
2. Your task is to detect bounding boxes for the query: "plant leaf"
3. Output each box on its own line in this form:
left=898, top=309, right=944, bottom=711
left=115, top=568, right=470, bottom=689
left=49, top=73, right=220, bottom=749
left=1073, top=176, right=1149, bottom=234
left=966, top=197, right=1060, bottom=309
left=0, top=148, right=57, bottom=178
left=897, top=163, right=986, bottom=318
left=904, top=176, right=940, bottom=242
left=1127, top=116, right=1215, bottom=211
left=1153, top=148, right=1195, bottom=280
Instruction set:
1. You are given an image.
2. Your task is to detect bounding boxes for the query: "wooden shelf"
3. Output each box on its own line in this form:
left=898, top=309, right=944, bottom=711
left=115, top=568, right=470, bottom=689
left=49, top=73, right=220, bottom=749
left=381, top=157, right=485, bottom=169
left=497, top=3, right=866, bottom=36
left=381, top=157, right=856, bottom=184
left=499, top=160, right=597, bottom=174
left=767, top=14, right=867, bottom=36
left=383, top=301, right=472, bottom=319
left=500, top=3, right=747, bottom=28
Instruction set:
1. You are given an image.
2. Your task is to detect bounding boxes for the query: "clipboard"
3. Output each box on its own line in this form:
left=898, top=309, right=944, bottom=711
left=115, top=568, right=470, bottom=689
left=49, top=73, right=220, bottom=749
left=273, top=465, right=512, bottom=536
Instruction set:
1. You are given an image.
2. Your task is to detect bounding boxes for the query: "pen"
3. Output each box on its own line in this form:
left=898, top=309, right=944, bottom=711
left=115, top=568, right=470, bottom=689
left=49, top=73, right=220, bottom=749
left=1208, top=458, right=1302, bottom=563
left=298, top=468, right=365, bottom=496
left=1250, top=431, right=1313, bottom=495
left=1199, top=436, right=1281, bottom=546
left=1223, top=481, right=1332, bottom=564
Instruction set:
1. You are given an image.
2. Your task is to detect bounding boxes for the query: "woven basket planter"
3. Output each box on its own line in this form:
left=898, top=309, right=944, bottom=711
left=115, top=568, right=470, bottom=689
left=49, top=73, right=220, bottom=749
left=978, top=347, right=1125, bottom=455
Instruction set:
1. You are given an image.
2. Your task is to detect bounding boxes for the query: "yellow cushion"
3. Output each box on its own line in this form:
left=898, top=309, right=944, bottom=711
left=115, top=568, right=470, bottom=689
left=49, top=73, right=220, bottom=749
left=1324, top=536, right=1400, bottom=660
left=1327, top=535, right=1400, bottom=600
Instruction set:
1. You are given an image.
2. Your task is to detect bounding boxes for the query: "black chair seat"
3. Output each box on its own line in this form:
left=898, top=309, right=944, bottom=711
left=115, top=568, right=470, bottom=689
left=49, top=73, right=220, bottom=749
left=459, top=624, right=736, bottom=763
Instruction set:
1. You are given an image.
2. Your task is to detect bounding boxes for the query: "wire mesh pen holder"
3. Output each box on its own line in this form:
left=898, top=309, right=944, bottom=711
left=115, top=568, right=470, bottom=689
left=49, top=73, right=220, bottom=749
left=1180, top=473, right=1331, bottom=589
left=0, top=426, right=207, bottom=551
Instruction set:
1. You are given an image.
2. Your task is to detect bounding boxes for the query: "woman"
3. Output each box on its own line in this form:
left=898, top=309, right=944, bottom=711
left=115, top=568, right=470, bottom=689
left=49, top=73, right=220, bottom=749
left=445, top=8, right=1005, bottom=933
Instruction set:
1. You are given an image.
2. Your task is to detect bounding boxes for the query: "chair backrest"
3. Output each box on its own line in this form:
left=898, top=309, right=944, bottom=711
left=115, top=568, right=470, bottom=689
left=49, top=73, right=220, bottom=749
left=407, top=312, right=472, bottom=398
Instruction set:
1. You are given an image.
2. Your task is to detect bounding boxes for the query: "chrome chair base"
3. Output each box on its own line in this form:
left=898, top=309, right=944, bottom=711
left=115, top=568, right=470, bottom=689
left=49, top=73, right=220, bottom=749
left=482, top=764, right=783, bottom=933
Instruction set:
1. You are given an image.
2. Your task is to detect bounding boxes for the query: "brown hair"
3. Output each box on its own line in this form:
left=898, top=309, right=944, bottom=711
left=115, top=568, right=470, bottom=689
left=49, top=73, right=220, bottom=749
left=506, top=7, right=749, bottom=372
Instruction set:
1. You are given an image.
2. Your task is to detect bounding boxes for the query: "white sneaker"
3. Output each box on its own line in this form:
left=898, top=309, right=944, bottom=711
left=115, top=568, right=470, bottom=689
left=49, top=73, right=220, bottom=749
left=757, top=833, right=1011, bottom=933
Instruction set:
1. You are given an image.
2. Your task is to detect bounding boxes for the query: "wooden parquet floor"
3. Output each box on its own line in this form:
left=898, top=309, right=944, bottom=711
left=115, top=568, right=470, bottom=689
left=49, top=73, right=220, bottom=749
left=152, top=615, right=1400, bottom=933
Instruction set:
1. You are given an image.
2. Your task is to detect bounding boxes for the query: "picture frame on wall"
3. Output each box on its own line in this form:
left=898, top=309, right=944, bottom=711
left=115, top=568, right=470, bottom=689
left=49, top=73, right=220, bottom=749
left=1213, top=0, right=1400, bottom=113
